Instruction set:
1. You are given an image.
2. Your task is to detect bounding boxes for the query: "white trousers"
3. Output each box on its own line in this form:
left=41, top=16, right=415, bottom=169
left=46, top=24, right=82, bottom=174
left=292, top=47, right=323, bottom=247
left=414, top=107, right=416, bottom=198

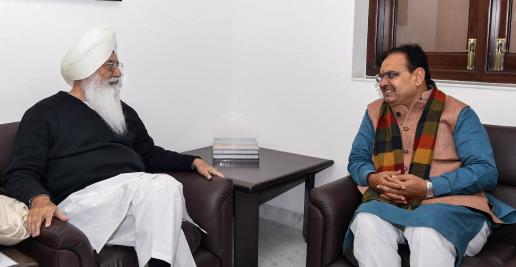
left=350, top=213, right=490, bottom=267
left=58, top=172, right=196, bottom=267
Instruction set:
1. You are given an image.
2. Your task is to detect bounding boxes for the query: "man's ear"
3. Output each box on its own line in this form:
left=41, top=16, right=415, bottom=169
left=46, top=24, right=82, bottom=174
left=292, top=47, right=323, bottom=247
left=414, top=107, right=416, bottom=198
left=414, top=67, right=425, bottom=86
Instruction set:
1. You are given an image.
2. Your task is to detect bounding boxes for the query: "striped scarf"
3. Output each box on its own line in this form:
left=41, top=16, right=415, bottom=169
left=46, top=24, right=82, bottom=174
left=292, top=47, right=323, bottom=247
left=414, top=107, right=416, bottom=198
left=363, top=88, right=446, bottom=209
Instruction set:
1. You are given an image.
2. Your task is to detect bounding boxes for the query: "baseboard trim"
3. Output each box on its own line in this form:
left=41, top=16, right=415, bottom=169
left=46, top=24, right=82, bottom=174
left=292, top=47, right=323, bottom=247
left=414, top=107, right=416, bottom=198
left=259, top=204, right=303, bottom=230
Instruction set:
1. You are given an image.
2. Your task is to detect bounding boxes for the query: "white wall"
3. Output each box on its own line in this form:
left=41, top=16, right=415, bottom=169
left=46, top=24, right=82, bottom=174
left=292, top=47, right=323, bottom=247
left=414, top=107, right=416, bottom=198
left=0, top=0, right=234, bottom=152
left=232, top=0, right=516, bottom=213
left=231, top=0, right=358, bottom=213
left=1, top=0, right=515, bottom=215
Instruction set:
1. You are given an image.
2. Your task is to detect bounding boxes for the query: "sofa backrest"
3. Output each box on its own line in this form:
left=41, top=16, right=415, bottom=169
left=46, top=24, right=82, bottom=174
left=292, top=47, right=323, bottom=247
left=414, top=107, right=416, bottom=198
left=0, top=122, right=19, bottom=175
left=485, top=124, right=516, bottom=208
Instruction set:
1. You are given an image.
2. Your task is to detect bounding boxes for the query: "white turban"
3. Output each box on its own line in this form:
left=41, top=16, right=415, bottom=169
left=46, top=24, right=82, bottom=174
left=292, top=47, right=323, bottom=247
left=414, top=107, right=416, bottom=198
left=61, top=25, right=117, bottom=86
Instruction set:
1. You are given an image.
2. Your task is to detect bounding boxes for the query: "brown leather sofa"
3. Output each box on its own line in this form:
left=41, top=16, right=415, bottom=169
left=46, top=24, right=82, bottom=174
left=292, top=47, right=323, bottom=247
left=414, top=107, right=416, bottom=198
left=307, top=124, right=516, bottom=267
left=0, top=122, right=234, bottom=267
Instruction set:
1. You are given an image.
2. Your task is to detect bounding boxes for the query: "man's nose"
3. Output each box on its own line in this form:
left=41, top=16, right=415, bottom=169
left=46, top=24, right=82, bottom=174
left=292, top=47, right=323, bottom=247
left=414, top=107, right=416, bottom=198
left=112, top=66, right=122, bottom=77
left=379, top=77, right=389, bottom=88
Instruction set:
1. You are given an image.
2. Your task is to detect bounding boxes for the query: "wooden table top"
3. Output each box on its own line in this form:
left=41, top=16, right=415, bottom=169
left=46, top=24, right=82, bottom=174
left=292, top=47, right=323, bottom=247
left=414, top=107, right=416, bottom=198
left=185, top=146, right=334, bottom=192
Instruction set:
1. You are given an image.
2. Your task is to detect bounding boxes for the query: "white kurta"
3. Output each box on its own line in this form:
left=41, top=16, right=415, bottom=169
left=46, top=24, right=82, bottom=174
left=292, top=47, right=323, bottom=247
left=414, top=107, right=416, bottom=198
left=58, top=172, right=196, bottom=267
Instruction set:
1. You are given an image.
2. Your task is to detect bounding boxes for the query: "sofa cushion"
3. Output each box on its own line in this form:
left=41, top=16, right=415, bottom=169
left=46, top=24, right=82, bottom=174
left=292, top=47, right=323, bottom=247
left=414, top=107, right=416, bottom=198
left=193, top=248, right=221, bottom=267
left=98, top=245, right=138, bottom=267
left=344, top=244, right=410, bottom=267
left=462, top=241, right=516, bottom=267
left=182, top=220, right=202, bottom=252
left=97, top=221, right=202, bottom=267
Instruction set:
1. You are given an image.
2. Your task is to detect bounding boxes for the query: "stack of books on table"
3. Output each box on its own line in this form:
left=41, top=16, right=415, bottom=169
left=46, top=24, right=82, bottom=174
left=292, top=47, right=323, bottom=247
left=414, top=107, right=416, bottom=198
left=212, top=138, right=259, bottom=161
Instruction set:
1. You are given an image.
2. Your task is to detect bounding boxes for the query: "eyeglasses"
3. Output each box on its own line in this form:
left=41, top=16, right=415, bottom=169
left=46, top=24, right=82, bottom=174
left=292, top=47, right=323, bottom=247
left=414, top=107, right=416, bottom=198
left=104, top=61, right=124, bottom=72
left=375, top=70, right=407, bottom=83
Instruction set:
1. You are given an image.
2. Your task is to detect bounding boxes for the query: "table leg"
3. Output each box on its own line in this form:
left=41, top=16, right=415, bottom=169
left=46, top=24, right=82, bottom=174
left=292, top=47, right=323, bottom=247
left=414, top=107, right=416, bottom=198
left=234, top=191, right=260, bottom=267
left=303, top=173, right=315, bottom=240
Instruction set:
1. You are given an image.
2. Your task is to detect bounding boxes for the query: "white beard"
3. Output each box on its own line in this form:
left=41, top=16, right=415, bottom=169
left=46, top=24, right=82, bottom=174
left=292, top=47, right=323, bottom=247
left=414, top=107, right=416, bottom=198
left=83, top=73, right=127, bottom=136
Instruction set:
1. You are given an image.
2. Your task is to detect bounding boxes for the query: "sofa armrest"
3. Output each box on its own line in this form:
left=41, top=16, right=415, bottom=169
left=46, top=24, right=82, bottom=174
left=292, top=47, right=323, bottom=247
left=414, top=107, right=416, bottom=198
left=34, top=220, right=92, bottom=250
left=307, top=176, right=362, bottom=267
left=490, top=223, right=516, bottom=247
left=169, top=172, right=233, bottom=267
left=16, top=220, right=96, bottom=267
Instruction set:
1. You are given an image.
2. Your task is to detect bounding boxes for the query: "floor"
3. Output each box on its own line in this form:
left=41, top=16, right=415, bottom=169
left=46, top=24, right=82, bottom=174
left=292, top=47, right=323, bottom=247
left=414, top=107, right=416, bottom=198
left=258, top=219, right=307, bottom=267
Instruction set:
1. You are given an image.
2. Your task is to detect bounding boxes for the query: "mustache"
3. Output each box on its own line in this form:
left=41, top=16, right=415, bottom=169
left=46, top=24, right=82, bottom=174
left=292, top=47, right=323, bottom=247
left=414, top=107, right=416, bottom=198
left=108, top=77, right=122, bottom=86
left=381, top=85, right=395, bottom=91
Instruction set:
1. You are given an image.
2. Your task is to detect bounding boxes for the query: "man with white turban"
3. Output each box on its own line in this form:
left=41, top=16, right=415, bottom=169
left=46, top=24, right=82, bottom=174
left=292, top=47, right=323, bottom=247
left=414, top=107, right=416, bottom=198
left=1, top=25, right=223, bottom=267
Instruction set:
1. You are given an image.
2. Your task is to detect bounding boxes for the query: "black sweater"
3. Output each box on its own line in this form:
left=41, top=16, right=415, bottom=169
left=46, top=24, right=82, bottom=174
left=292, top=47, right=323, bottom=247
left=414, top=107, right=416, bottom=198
left=1, top=91, right=197, bottom=205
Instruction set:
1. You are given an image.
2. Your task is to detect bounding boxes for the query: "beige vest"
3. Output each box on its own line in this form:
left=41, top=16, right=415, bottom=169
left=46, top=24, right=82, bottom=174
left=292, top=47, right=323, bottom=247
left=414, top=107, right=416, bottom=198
left=363, top=90, right=501, bottom=223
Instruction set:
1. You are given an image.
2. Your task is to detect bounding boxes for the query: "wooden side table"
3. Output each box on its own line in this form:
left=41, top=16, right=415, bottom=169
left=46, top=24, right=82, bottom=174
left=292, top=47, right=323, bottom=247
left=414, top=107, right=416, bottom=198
left=185, top=146, right=334, bottom=267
